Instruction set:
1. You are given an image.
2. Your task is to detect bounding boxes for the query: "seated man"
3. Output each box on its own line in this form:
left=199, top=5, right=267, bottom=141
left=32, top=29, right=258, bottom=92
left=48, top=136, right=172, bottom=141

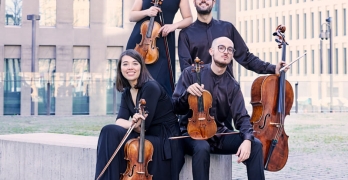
left=172, top=37, right=265, bottom=180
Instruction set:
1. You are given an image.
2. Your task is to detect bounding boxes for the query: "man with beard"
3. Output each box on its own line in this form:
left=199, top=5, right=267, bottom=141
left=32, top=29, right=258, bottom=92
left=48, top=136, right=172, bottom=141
left=178, top=0, right=284, bottom=75
left=172, top=37, right=265, bottom=180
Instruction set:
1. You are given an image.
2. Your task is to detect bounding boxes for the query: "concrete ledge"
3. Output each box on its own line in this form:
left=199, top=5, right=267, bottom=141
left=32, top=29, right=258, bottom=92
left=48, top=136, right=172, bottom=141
left=0, top=133, right=231, bottom=180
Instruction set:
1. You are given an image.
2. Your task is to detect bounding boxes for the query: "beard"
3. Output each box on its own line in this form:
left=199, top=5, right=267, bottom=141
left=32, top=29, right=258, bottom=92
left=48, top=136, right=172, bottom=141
left=195, top=2, right=213, bottom=15
left=212, top=55, right=229, bottom=68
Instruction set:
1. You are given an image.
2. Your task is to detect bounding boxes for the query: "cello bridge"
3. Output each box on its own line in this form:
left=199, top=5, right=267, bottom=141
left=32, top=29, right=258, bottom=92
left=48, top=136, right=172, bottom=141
left=269, top=122, right=280, bottom=127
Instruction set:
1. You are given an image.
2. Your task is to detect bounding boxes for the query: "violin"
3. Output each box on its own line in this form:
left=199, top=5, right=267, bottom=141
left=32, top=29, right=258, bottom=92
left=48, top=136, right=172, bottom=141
left=250, top=25, right=293, bottom=171
left=134, top=0, right=162, bottom=64
left=121, top=99, right=154, bottom=180
left=187, top=57, right=217, bottom=140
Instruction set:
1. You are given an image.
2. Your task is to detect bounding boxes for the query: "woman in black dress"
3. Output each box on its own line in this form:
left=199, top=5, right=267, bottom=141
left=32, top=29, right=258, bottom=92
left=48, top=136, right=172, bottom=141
left=95, top=49, right=184, bottom=180
left=126, top=0, right=192, bottom=96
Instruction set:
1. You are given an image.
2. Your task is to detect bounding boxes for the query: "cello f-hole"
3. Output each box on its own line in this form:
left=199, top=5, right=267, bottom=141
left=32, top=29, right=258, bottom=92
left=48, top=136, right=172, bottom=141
left=259, top=113, right=270, bottom=129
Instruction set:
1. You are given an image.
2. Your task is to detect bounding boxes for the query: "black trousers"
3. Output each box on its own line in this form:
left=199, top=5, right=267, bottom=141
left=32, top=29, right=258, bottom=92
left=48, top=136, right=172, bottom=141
left=183, top=133, right=265, bottom=180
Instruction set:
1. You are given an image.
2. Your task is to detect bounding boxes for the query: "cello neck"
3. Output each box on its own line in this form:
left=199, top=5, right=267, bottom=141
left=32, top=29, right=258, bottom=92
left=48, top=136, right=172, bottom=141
left=277, top=41, right=287, bottom=114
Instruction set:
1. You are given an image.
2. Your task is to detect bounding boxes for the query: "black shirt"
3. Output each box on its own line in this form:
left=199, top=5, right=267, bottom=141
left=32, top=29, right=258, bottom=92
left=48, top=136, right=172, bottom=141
left=172, top=64, right=254, bottom=141
left=178, top=18, right=276, bottom=75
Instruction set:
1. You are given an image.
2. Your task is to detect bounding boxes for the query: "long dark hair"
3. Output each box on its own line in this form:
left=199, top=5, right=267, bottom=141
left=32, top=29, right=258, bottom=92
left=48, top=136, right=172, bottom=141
left=116, top=49, right=153, bottom=92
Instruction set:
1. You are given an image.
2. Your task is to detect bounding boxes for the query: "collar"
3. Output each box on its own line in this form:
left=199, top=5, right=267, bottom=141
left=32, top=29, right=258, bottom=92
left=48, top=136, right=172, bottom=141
left=194, top=18, right=215, bottom=27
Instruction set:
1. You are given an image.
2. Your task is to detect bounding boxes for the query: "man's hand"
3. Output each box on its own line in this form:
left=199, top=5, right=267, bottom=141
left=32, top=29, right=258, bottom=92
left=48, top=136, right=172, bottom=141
left=187, top=83, right=204, bottom=96
left=275, top=61, right=289, bottom=75
left=235, top=140, right=251, bottom=163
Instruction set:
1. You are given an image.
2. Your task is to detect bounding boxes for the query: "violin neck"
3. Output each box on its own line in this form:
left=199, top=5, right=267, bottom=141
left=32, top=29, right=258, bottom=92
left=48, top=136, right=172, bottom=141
left=146, top=17, right=155, bottom=38
left=196, top=70, right=204, bottom=112
left=138, top=114, right=146, bottom=163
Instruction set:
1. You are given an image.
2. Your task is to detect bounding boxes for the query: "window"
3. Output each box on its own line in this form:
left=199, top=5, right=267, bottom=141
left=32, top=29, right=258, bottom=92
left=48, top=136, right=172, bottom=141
left=311, top=50, right=315, bottom=74
left=212, top=0, right=220, bottom=19
left=289, top=0, right=292, bottom=4
left=5, top=0, right=22, bottom=26
left=289, top=51, right=293, bottom=75
left=245, top=0, right=248, bottom=10
left=282, top=16, right=285, bottom=25
left=296, top=14, right=299, bottom=39
left=276, top=0, right=278, bottom=6
left=289, top=15, right=292, bottom=40
left=269, top=0, right=272, bottom=7
left=257, top=0, right=259, bottom=9
left=72, top=59, right=90, bottom=115
left=269, top=52, right=272, bottom=64
left=303, top=13, right=306, bottom=39
left=263, top=18, right=266, bottom=42
left=263, top=0, right=265, bottom=8
left=39, top=0, right=56, bottom=27
left=4, top=58, right=21, bottom=115
left=269, top=17, right=272, bottom=41
left=344, top=9, right=347, bottom=36
left=297, top=50, right=300, bottom=74
left=335, top=48, right=338, bottom=74
left=327, top=49, right=331, bottom=74
left=276, top=17, right=278, bottom=27
left=344, top=48, right=347, bottom=74
left=73, top=0, right=90, bottom=27
left=335, top=10, right=338, bottom=36
left=107, top=0, right=123, bottom=27
left=311, top=12, right=314, bottom=38
left=245, top=21, right=248, bottom=43
left=251, top=20, right=254, bottom=43
left=304, top=51, right=307, bottom=74
left=276, top=52, right=279, bottom=63
left=257, top=19, right=260, bottom=42
left=38, top=59, right=56, bottom=115
left=251, top=0, right=253, bottom=10
left=319, top=11, right=322, bottom=32
left=239, top=0, right=242, bottom=11
left=106, top=59, right=121, bottom=114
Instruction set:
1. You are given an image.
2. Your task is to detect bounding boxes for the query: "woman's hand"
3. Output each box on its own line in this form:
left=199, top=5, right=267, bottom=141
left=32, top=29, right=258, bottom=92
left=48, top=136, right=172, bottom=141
left=146, top=6, right=162, bottom=17
left=132, top=110, right=148, bottom=133
left=159, top=24, right=178, bottom=37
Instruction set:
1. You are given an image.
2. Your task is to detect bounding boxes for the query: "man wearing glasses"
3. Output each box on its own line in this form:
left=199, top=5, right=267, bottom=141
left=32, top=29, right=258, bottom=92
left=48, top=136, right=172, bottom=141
left=173, top=37, right=265, bottom=180
left=178, top=0, right=284, bottom=75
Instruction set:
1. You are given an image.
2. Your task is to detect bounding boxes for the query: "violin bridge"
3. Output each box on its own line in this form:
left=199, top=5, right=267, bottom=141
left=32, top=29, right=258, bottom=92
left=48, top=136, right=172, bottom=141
left=198, top=118, right=206, bottom=120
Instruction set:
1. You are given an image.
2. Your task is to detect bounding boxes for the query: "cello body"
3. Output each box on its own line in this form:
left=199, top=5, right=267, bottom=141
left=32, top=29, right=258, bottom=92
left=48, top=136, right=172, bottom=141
left=250, top=74, right=293, bottom=171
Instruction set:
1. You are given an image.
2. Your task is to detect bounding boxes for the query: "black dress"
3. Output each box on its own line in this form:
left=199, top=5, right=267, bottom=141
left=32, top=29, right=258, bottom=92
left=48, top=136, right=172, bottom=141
left=126, top=0, right=180, bottom=96
left=95, top=80, right=184, bottom=180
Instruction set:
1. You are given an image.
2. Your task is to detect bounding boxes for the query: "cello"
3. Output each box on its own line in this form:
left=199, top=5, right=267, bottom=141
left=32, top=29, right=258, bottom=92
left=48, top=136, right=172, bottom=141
left=121, top=99, right=154, bottom=180
left=134, top=0, right=162, bottom=65
left=250, top=25, right=293, bottom=171
left=187, top=57, right=217, bottom=140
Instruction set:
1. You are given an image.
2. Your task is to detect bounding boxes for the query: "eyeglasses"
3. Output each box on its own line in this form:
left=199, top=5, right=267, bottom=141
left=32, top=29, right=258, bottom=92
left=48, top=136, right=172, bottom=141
left=217, top=45, right=236, bottom=54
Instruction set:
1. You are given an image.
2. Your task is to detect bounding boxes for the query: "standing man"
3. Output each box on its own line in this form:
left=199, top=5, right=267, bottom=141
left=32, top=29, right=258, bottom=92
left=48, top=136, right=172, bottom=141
left=172, top=37, right=265, bottom=180
left=178, top=0, right=284, bottom=75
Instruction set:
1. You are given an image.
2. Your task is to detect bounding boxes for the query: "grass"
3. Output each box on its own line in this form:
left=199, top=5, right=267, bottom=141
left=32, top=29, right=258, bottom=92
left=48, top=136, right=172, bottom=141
left=1, top=113, right=348, bottom=154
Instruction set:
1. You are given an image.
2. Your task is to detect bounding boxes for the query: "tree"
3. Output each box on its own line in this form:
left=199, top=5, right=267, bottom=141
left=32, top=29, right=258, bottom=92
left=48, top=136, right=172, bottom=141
left=5, top=0, right=23, bottom=26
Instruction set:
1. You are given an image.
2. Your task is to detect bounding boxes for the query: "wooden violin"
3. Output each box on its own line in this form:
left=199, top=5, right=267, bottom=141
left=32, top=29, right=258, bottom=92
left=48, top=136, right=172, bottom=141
left=250, top=25, right=293, bottom=171
left=121, top=99, right=154, bottom=180
left=134, top=0, right=162, bottom=64
left=187, top=57, right=217, bottom=140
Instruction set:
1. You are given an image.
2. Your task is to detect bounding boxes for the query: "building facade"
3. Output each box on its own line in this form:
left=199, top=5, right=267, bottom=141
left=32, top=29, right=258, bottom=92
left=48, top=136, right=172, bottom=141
left=0, top=0, right=237, bottom=116
left=236, top=0, right=348, bottom=112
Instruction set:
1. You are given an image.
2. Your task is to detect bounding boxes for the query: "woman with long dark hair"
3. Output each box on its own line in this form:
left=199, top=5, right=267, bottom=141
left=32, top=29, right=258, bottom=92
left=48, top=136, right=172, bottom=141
left=95, top=49, right=184, bottom=180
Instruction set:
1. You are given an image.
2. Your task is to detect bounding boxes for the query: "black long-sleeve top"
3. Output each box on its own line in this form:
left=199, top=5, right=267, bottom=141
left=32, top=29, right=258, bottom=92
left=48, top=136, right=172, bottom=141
left=172, top=64, right=254, bottom=141
left=178, top=18, right=276, bottom=74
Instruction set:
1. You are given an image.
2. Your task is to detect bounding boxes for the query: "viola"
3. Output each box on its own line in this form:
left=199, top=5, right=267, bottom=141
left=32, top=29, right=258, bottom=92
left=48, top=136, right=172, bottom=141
left=121, top=99, right=154, bottom=179
left=134, top=0, right=162, bottom=64
left=250, top=25, right=293, bottom=171
left=187, top=57, right=217, bottom=140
